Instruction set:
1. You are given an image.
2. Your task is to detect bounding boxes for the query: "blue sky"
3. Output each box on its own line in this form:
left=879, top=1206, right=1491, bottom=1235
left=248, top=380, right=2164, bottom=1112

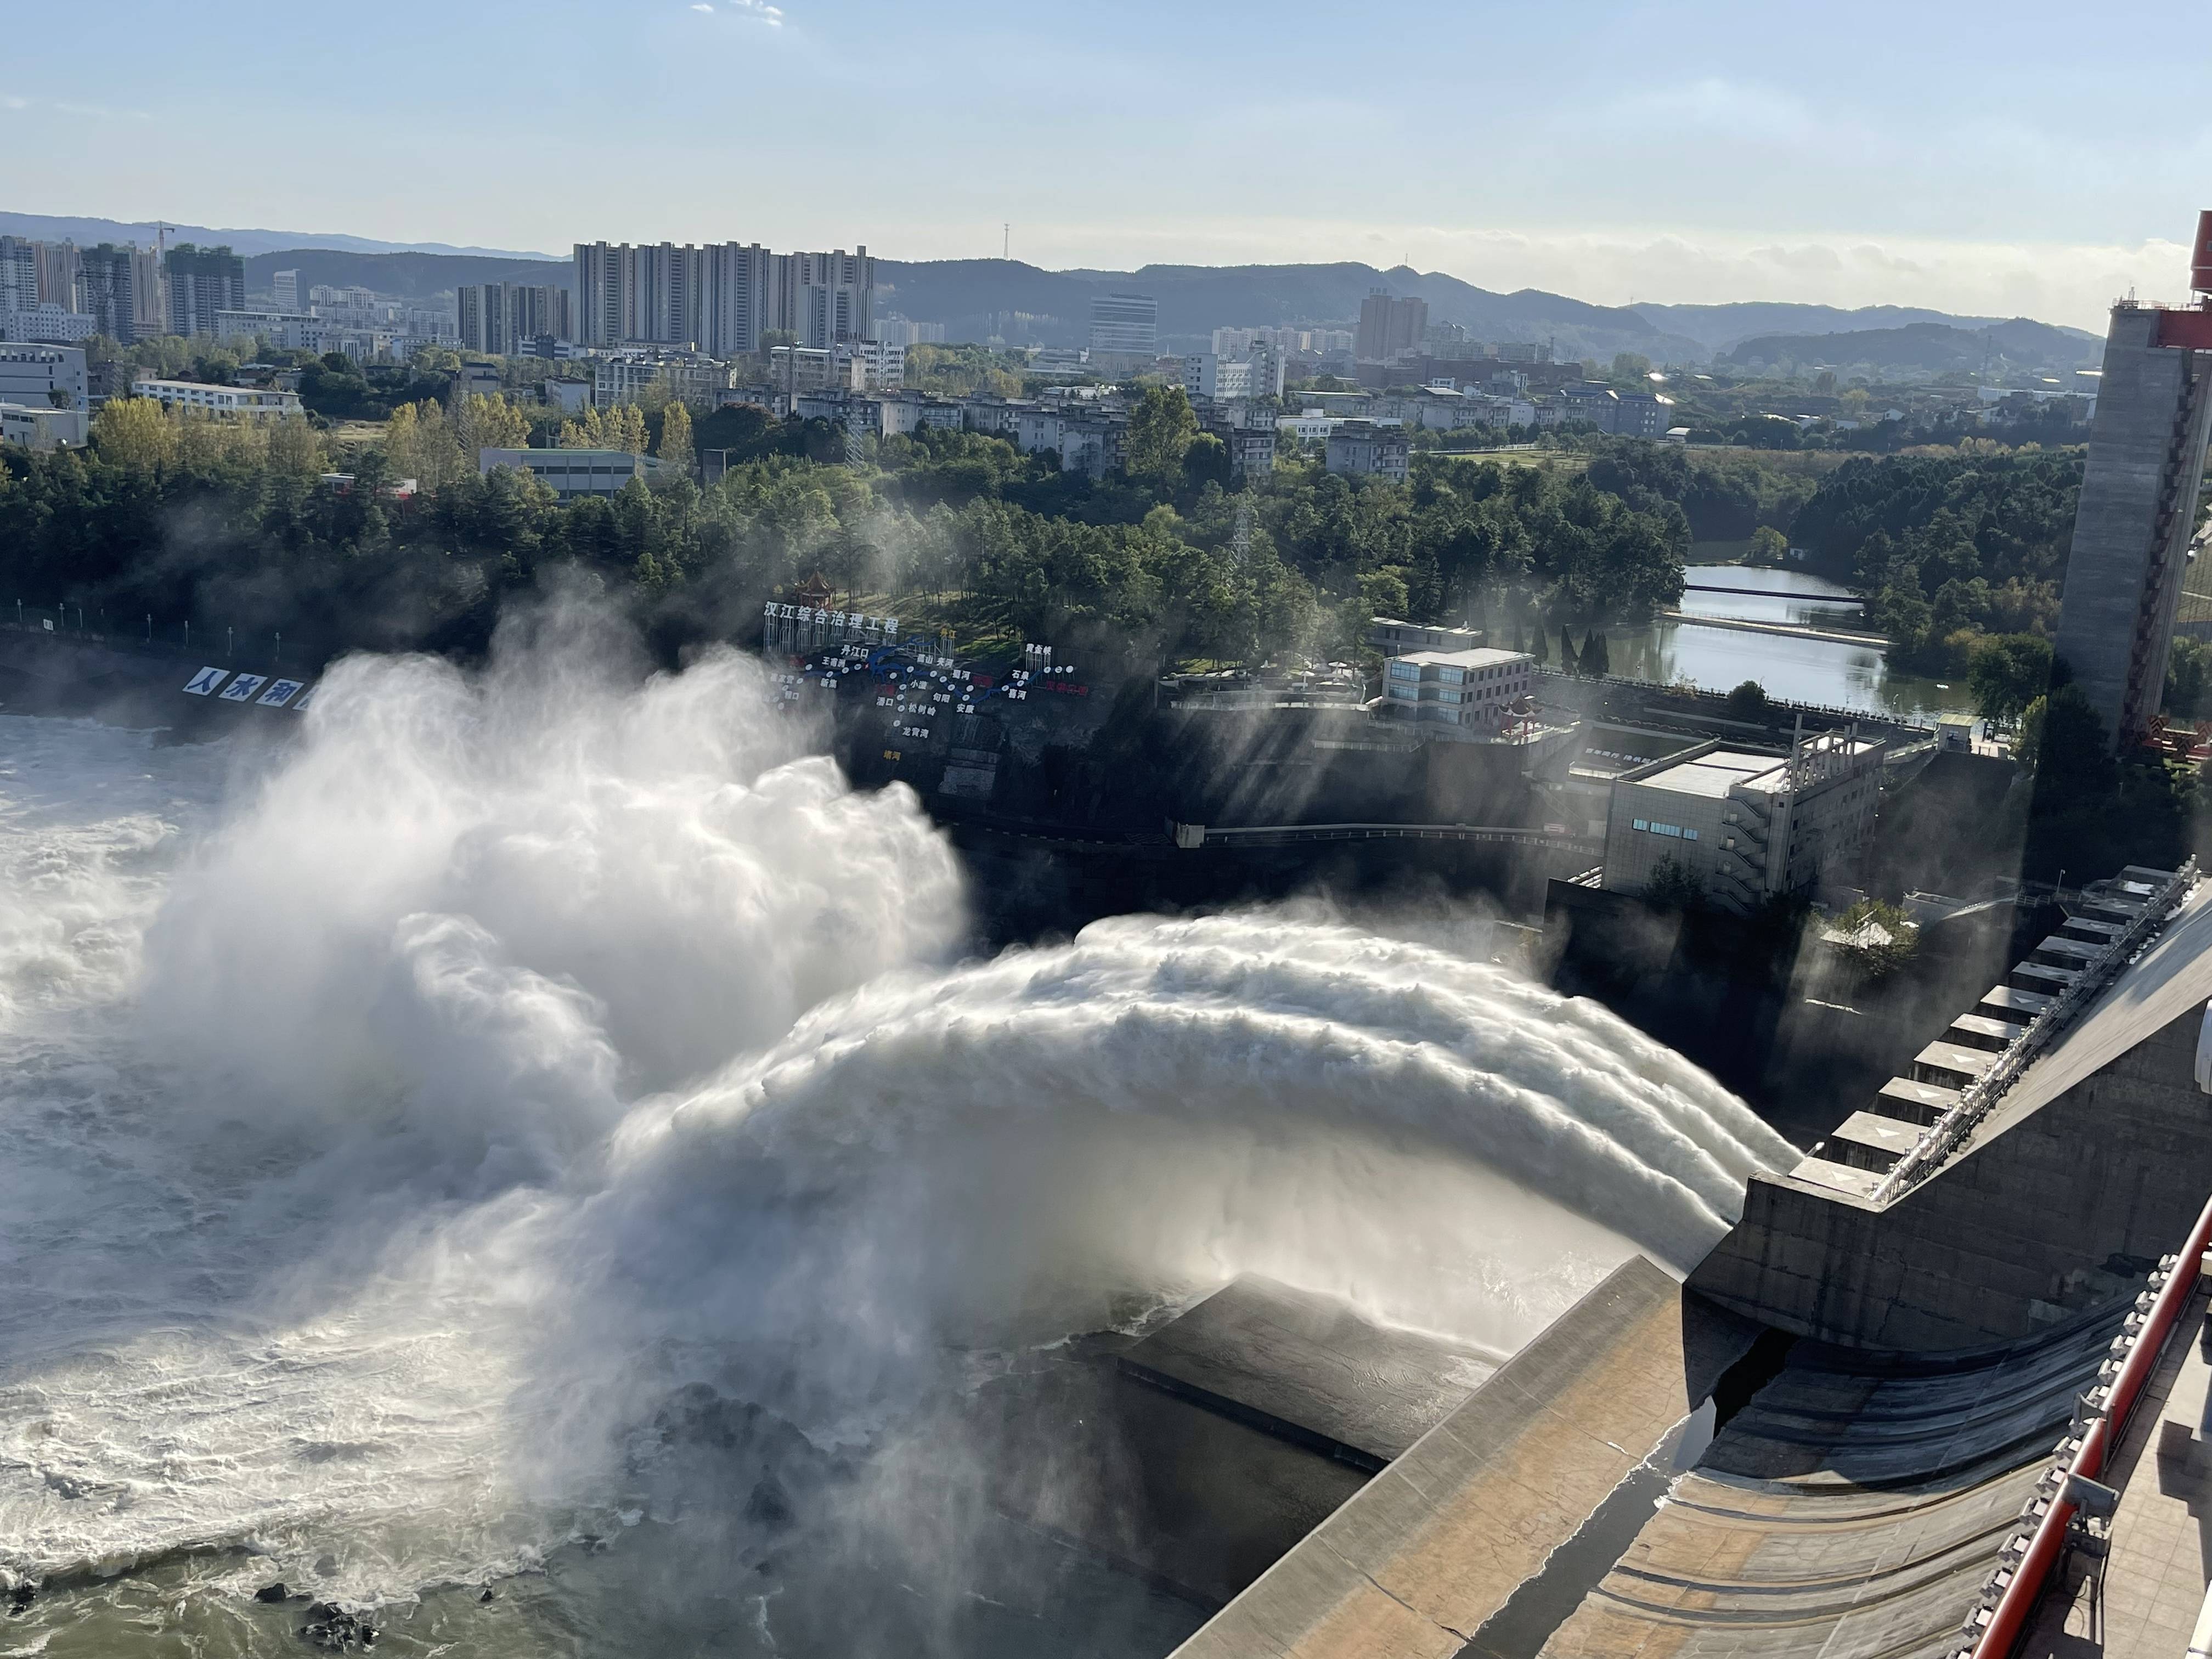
left=6, top=0, right=2210, bottom=325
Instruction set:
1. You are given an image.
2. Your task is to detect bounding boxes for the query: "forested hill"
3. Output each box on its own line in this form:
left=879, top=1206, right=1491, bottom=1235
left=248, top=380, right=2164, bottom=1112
left=1721, top=320, right=2100, bottom=377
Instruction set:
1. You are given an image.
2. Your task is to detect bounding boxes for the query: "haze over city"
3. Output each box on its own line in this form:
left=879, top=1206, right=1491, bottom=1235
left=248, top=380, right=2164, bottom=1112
left=7, top=0, right=2211, bottom=325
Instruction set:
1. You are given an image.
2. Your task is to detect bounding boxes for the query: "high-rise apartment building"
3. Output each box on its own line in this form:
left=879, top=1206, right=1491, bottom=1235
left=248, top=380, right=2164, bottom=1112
left=273, top=270, right=300, bottom=312
left=1088, top=292, right=1158, bottom=357
left=571, top=241, right=873, bottom=356
left=2052, top=213, right=2212, bottom=750
left=75, top=245, right=137, bottom=343
left=1355, top=291, right=1428, bottom=363
left=0, top=237, right=36, bottom=313
left=164, top=244, right=246, bottom=338
left=33, top=241, right=81, bottom=309
left=458, top=283, right=574, bottom=354
left=131, top=246, right=166, bottom=336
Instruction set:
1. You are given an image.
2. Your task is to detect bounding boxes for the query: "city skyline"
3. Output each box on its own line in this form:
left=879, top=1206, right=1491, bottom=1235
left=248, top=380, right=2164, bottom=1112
left=5, top=0, right=2209, bottom=330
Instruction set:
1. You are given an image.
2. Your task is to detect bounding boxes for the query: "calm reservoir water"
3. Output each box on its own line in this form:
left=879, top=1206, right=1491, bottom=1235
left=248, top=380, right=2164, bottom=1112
left=1603, top=566, right=1975, bottom=724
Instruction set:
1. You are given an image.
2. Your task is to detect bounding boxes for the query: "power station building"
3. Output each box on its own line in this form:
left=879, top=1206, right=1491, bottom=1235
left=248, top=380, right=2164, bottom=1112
left=1600, top=727, right=1884, bottom=911
left=2052, top=212, right=2212, bottom=748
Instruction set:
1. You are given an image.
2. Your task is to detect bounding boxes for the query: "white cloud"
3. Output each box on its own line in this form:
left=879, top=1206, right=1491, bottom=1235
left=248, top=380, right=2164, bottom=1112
left=693, top=0, right=782, bottom=22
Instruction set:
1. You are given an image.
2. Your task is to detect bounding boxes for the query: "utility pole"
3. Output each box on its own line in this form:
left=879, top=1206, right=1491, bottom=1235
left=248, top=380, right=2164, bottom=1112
left=1003, top=224, right=1010, bottom=261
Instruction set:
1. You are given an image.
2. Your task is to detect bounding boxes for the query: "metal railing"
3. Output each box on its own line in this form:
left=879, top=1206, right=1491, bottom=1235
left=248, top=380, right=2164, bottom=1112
left=1956, top=1192, right=2212, bottom=1659
left=1870, top=860, right=2198, bottom=1202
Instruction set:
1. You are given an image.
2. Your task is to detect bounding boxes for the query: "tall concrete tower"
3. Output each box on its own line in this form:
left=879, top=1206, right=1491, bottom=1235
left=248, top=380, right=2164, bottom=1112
left=2052, top=211, right=2212, bottom=748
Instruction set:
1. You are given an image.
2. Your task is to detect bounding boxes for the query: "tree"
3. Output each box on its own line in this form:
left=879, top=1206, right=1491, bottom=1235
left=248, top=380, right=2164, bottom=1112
left=1610, top=353, right=1651, bottom=381
left=1126, top=385, right=1198, bottom=482
left=1968, top=633, right=2054, bottom=725
left=656, top=400, right=696, bottom=479
left=91, top=397, right=176, bottom=471
left=2166, top=636, right=2212, bottom=724
left=2016, top=684, right=2111, bottom=792
left=1645, top=854, right=1706, bottom=909
left=1724, top=679, right=1769, bottom=724
left=1582, top=629, right=1611, bottom=675
left=1747, top=525, right=1789, bottom=567
left=1558, top=623, right=1578, bottom=673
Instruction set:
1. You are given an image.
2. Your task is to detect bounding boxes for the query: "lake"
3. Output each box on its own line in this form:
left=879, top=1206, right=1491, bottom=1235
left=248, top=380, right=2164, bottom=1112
left=1599, top=567, right=1976, bottom=724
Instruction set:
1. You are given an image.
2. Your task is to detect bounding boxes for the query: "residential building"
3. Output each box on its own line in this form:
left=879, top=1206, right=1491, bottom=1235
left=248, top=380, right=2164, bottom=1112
left=163, top=245, right=246, bottom=338
left=769, top=345, right=840, bottom=396
left=75, top=244, right=137, bottom=342
left=454, top=363, right=503, bottom=400
left=272, top=269, right=300, bottom=312
left=874, top=316, right=945, bottom=348
left=2051, top=225, right=2212, bottom=749
left=0, top=306, right=95, bottom=344
left=572, top=239, right=873, bottom=354
left=130, top=378, right=303, bottom=418
left=129, top=246, right=165, bottom=336
left=0, top=403, right=90, bottom=451
left=1324, top=419, right=1409, bottom=482
left=845, top=338, right=904, bottom=392
left=458, top=283, right=574, bottom=354
left=1378, top=648, right=1535, bottom=733
left=1013, top=407, right=1125, bottom=478
left=215, top=310, right=319, bottom=348
left=593, top=352, right=732, bottom=408
left=477, top=446, right=660, bottom=499
left=1088, top=292, right=1158, bottom=358
left=1612, top=390, right=1673, bottom=438
left=0, top=343, right=87, bottom=411
left=1600, top=731, right=1886, bottom=913
left=33, top=240, right=80, bottom=309
left=1355, top=291, right=1427, bottom=363
left=541, top=377, right=592, bottom=415
left=1181, top=346, right=1286, bottom=403
left=0, top=237, right=37, bottom=312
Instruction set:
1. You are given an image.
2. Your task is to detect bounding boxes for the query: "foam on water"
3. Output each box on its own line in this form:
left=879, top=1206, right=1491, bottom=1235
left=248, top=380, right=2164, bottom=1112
left=0, top=624, right=1793, bottom=1637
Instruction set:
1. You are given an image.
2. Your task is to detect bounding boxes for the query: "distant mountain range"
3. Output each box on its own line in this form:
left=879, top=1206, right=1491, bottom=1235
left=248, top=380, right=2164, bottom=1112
left=0, top=210, right=560, bottom=262
left=1719, top=319, right=2102, bottom=377
left=0, top=211, right=2107, bottom=369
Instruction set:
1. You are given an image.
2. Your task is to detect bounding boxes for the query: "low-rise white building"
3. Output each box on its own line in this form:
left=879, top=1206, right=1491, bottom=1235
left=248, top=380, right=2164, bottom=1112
left=0, top=343, right=87, bottom=411
left=131, top=379, right=303, bottom=418
left=0, top=304, right=96, bottom=344
left=0, top=403, right=90, bottom=451
left=1378, top=648, right=1535, bottom=733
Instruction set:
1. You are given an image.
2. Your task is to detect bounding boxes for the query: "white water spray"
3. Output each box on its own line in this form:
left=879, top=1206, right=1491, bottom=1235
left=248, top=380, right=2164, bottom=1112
left=0, top=625, right=1792, bottom=1633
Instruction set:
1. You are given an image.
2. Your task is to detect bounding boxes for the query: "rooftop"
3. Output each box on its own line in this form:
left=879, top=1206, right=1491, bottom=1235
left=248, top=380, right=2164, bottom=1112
left=1392, top=648, right=1533, bottom=672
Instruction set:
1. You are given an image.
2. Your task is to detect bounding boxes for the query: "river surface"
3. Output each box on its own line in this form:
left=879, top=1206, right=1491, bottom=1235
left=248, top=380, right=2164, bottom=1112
left=0, top=626, right=1795, bottom=1657
left=1605, top=566, right=1975, bottom=723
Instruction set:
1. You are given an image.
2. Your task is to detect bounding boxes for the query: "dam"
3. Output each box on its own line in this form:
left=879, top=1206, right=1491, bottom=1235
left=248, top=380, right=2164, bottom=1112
left=1034, top=857, right=2212, bottom=1659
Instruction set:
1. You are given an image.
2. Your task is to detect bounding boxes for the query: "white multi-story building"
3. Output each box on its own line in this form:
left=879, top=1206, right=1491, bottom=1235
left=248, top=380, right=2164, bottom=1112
left=1378, top=648, right=1536, bottom=734
left=0, top=306, right=95, bottom=344
left=216, top=310, right=319, bottom=347
left=0, top=403, right=90, bottom=450
left=1600, top=731, right=1886, bottom=913
left=131, top=379, right=303, bottom=417
left=593, top=352, right=734, bottom=408
left=0, top=343, right=88, bottom=410
left=272, top=269, right=301, bottom=312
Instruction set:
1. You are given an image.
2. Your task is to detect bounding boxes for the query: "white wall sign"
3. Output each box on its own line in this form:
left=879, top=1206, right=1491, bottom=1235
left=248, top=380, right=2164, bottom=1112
left=291, top=685, right=317, bottom=712
left=219, top=674, right=268, bottom=702
left=182, top=667, right=229, bottom=696
left=257, top=678, right=304, bottom=707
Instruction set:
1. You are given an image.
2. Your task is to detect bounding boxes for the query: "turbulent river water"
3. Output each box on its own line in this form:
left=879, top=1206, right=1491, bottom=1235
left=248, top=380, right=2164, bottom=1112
left=0, top=619, right=1795, bottom=1657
